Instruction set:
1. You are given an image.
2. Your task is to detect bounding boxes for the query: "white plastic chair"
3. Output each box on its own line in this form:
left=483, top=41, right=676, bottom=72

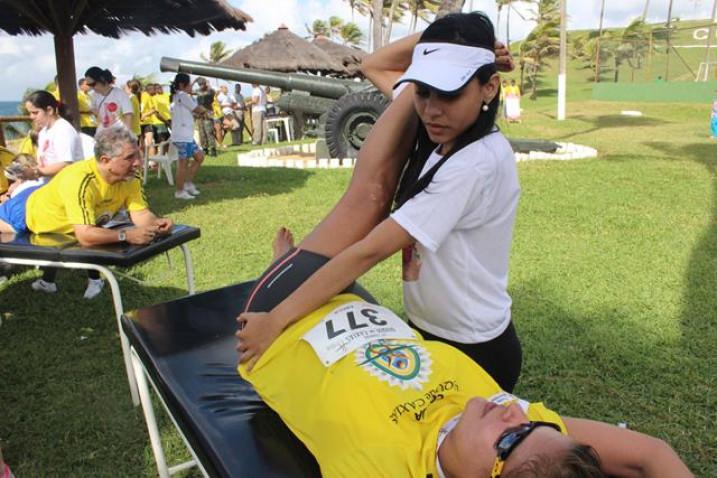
left=144, top=141, right=177, bottom=186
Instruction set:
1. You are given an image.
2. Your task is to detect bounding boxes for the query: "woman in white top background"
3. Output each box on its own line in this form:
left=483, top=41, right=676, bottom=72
left=169, top=73, right=206, bottom=200
left=23, top=90, right=82, bottom=183
left=84, top=66, right=133, bottom=135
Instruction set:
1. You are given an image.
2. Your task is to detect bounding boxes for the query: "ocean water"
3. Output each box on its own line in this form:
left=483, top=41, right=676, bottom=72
left=0, top=101, right=21, bottom=116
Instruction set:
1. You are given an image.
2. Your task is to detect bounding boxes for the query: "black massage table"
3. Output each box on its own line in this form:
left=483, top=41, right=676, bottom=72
left=0, top=225, right=201, bottom=406
left=122, top=281, right=321, bottom=478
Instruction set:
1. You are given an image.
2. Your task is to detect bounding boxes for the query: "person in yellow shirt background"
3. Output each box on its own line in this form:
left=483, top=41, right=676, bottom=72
left=140, top=83, right=157, bottom=155
left=152, top=83, right=171, bottom=148
left=125, top=79, right=143, bottom=139
left=77, top=78, right=97, bottom=136
left=211, top=93, right=224, bottom=148
left=47, top=77, right=97, bottom=137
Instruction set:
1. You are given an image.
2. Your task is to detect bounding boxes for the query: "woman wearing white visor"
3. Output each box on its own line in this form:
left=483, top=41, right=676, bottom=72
left=239, top=12, right=522, bottom=392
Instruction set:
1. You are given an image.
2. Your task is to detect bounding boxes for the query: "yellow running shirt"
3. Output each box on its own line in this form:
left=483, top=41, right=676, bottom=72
left=128, top=94, right=142, bottom=136
left=153, top=93, right=171, bottom=124
left=149, top=95, right=165, bottom=127
left=25, top=158, right=148, bottom=234
left=78, top=91, right=96, bottom=128
left=240, top=294, right=565, bottom=478
left=17, top=135, right=37, bottom=158
left=140, top=92, right=153, bottom=126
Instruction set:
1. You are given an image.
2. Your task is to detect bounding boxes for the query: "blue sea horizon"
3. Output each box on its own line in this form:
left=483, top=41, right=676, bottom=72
left=0, top=101, right=21, bottom=116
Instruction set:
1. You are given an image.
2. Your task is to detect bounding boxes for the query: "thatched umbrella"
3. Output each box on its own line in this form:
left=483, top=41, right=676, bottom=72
left=0, top=0, right=252, bottom=127
left=223, top=25, right=346, bottom=74
left=312, top=36, right=366, bottom=77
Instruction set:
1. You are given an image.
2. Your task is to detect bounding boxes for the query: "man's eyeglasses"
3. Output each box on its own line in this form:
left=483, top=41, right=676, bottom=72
left=490, top=421, right=562, bottom=478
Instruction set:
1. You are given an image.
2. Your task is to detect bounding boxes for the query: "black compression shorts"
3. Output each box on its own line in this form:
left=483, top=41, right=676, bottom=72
left=243, top=248, right=375, bottom=313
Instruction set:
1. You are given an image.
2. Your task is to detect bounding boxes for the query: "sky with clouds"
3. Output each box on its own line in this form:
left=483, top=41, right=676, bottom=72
left=0, top=0, right=714, bottom=101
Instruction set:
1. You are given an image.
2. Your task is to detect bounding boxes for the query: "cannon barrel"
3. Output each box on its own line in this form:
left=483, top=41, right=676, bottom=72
left=160, top=57, right=363, bottom=99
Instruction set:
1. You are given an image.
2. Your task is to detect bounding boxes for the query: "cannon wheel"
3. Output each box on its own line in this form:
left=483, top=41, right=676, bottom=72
left=325, top=91, right=389, bottom=159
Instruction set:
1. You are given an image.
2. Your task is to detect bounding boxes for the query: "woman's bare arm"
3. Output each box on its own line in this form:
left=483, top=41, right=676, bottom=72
left=564, top=417, right=693, bottom=478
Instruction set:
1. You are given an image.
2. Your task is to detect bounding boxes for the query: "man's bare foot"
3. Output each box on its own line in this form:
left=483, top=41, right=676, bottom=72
left=272, top=227, right=295, bottom=260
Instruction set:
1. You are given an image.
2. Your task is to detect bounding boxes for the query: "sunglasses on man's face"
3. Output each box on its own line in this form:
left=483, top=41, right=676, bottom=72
left=490, top=421, right=562, bottom=478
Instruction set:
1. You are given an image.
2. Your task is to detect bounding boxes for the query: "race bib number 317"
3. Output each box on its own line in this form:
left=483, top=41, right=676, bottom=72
left=302, top=302, right=416, bottom=366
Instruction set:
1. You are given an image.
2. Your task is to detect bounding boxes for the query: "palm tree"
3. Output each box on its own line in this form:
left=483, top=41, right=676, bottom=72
left=519, top=0, right=560, bottom=99
left=372, top=0, right=383, bottom=51
left=594, top=0, right=606, bottom=82
left=329, top=16, right=345, bottom=38
left=612, top=19, right=652, bottom=82
left=384, top=0, right=404, bottom=44
left=496, top=0, right=511, bottom=41
left=200, top=41, right=233, bottom=64
left=665, top=0, right=674, bottom=80
left=436, top=0, right=464, bottom=18
left=407, top=0, right=440, bottom=32
left=307, top=19, right=330, bottom=37
left=341, top=22, right=364, bottom=45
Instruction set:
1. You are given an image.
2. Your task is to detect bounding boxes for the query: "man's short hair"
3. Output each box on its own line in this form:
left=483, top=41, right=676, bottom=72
left=94, top=126, right=137, bottom=160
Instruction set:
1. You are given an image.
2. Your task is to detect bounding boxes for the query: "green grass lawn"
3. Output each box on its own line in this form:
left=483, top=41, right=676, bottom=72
left=1, top=95, right=716, bottom=476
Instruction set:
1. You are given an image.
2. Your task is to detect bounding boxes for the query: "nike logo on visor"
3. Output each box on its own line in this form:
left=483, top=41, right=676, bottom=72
left=422, top=48, right=440, bottom=55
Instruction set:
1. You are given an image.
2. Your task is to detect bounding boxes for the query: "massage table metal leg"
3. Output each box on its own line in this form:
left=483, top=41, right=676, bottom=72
left=95, top=264, right=141, bottom=407
left=130, top=348, right=209, bottom=478
left=131, top=349, right=172, bottom=478
left=179, top=244, right=195, bottom=295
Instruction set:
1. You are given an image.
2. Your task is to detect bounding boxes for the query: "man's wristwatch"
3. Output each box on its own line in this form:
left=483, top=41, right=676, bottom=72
left=118, top=230, right=127, bottom=242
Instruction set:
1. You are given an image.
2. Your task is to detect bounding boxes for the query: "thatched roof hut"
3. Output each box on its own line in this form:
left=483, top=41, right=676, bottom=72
left=0, top=0, right=252, bottom=126
left=0, top=0, right=252, bottom=37
left=223, top=25, right=346, bottom=75
left=312, top=36, right=366, bottom=77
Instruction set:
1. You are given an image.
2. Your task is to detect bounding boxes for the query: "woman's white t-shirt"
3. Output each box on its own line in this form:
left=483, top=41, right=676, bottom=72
left=170, top=91, right=198, bottom=143
left=36, top=117, right=83, bottom=183
left=92, top=86, right=133, bottom=134
left=390, top=132, right=520, bottom=343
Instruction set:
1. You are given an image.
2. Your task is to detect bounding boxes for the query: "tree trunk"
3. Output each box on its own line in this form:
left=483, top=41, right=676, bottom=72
left=702, top=0, right=717, bottom=78
left=530, top=63, right=538, bottom=100
left=54, top=33, right=80, bottom=129
left=665, top=0, right=674, bottom=81
left=595, top=0, right=606, bottom=82
left=372, top=0, right=383, bottom=52
left=614, top=57, right=619, bottom=83
left=437, top=0, right=465, bottom=19
left=385, top=0, right=400, bottom=44
left=642, top=0, right=650, bottom=20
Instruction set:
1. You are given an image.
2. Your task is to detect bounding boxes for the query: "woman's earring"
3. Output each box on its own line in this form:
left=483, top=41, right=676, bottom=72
left=481, top=103, right=489, bottom=112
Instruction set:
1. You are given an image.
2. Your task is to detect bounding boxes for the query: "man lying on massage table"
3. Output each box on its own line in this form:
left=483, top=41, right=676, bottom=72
left=235, top=34, right=691, bottom=477
left=0, top=125, right=173, bottom=298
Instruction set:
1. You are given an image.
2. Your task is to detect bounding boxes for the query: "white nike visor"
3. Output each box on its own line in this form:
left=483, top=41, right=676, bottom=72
left=393, top=42, right=496, bottom=94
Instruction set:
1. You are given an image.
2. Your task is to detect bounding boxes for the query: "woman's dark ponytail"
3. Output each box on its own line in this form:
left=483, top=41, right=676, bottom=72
left=25, top=89, right=73, bottom=124
left=170, top=73, right=190, bottom=102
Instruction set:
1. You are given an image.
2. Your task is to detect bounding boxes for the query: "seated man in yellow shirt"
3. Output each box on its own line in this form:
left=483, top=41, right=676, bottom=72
left=234, top=35, right=691, bottom=477
left=0, top=126, right=173, bottom=298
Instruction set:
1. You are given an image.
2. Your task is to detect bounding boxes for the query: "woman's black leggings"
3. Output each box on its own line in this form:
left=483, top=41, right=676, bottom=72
left=408, top=321, right=523, bottom=393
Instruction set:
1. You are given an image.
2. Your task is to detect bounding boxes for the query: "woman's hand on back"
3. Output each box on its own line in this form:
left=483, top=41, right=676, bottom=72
left=236, top=311, right=284, bottom=371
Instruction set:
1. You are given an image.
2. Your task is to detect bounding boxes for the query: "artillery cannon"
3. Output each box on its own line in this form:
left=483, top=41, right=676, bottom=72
left=160, top=57, right=388, bottom=158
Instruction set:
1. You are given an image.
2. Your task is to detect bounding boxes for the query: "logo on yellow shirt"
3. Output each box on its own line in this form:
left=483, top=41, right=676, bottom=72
left=355, top=340, right=432, bottom=390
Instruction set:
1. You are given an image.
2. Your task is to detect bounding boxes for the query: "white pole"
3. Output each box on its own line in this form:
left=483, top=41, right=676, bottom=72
left=557, top=0, right=567, bottom=121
